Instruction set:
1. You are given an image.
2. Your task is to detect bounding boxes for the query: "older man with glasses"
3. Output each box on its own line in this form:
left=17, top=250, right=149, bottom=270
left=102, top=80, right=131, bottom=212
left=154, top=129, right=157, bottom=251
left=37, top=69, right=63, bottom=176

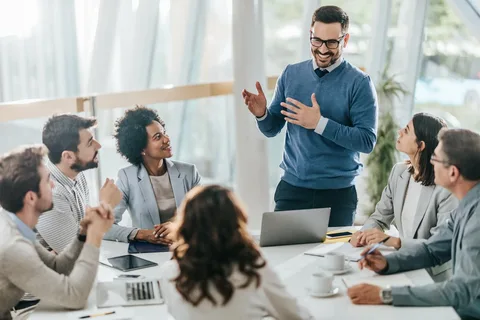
left=347, top=128, right=480, bottom=320
left=242, top=6, right=378, bottom=227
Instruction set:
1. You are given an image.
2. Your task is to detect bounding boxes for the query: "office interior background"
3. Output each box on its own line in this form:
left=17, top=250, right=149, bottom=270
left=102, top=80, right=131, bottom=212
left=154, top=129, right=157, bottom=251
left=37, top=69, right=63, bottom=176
left=0, top=0, right=479, bottom=227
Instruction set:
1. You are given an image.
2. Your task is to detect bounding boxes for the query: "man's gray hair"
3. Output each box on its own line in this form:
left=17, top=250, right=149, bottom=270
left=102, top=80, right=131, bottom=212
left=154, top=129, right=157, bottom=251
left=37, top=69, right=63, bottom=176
left=438, top=128, right=480, bottom=181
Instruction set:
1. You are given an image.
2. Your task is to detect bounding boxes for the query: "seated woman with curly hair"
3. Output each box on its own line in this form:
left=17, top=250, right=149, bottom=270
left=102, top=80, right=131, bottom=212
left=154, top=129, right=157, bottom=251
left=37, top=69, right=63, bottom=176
left=104, top=106, right=201, bottom=244
left=159, top=185, right=313, bottom=320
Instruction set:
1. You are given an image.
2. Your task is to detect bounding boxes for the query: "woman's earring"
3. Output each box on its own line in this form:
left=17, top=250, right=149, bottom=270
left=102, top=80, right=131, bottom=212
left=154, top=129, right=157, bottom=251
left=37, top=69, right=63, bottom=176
left=142, top=151, right=146, bottom=156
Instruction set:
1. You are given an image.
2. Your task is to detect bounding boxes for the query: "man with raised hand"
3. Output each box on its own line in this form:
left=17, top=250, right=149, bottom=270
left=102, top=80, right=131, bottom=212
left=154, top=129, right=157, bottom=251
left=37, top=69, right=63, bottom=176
left=242, top=6, right=377, bottom=226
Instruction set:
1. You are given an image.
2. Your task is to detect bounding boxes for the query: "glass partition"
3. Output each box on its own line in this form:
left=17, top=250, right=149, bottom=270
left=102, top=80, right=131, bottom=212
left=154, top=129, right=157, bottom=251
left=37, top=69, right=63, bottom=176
left=413, top=0, right=480, bottom=131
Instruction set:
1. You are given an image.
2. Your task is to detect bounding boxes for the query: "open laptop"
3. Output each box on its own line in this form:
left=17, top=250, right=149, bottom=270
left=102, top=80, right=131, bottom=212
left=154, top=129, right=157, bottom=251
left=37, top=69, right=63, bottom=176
left=257, top=208, right=331, bottom=247
left=96, top=279, right=164, bottom=308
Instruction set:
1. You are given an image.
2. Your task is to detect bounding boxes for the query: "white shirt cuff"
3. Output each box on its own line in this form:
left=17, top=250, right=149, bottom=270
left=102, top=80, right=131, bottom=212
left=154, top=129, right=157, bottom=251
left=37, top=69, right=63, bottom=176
left=256, top=110, right=268, bottom=121
left=314, top=117, right=329, bottom=135
left=128, top=228, right=139, bottom=241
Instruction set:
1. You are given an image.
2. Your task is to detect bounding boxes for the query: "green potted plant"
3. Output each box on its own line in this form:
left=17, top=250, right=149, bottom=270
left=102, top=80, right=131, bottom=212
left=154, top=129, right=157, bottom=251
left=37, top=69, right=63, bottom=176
left=364, top=66, right=408, bottom=215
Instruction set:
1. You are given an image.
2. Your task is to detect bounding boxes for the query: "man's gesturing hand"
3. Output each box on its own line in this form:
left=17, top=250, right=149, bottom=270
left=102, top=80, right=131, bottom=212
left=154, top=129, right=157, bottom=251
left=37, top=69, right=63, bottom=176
left=242, top=82, right=267, bottom=118
left=280, top=93, right=322, bottom=129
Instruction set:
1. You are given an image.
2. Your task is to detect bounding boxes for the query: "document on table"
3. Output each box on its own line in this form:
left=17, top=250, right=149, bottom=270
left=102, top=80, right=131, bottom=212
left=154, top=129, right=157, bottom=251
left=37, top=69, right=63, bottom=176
left=304, top=242, right=396, bottom=262
left=342, top=271, right=413, bottom=288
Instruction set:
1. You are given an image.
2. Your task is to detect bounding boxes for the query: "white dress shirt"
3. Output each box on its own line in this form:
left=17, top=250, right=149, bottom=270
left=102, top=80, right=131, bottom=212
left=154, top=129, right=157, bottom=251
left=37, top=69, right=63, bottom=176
left=401, top=176, right=423, bottom=238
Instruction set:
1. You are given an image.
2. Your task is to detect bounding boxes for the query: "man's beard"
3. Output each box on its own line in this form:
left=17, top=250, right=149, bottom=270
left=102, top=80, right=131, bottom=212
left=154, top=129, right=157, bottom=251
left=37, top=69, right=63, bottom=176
left=70, top=152, right=99, bottom=172
left=313, top=48, right=341, bottom=67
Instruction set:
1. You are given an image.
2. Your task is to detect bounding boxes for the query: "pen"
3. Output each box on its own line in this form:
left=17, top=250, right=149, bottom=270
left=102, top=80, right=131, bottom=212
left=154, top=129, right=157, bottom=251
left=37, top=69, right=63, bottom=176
left=79, top=311, right=116, bottom=319
left=341, top=277, right=349, bottom=289
left=362, top=236, right=390, bottom=259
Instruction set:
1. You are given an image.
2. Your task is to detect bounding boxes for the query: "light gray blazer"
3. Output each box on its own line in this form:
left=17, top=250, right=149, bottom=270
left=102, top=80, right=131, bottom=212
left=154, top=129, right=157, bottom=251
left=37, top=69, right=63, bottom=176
left=104, top=160, right=201, bottom=242
left=363, top=162, right=458, bottom=246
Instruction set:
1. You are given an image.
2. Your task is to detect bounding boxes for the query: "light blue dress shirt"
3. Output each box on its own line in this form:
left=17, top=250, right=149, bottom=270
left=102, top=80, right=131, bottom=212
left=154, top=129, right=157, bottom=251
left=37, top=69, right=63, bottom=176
left=7, top=211, right=36, bottom=243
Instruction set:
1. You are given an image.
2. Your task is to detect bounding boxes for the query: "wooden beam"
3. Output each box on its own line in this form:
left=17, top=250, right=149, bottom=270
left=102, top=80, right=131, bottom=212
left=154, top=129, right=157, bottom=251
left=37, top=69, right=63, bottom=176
left=0, top=97, right=85, bottom=123
left=0, top=76, right=282, bottom=121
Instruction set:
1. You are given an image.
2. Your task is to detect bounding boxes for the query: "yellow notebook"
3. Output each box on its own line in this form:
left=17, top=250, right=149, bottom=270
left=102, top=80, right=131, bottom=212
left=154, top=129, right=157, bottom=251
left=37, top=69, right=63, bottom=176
left=323, top=230, right=356, bottom=244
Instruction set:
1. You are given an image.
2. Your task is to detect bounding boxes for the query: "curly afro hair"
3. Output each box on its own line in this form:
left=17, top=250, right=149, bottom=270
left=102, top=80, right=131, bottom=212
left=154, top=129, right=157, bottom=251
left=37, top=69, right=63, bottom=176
left=114, top=106, right=165, bottom=166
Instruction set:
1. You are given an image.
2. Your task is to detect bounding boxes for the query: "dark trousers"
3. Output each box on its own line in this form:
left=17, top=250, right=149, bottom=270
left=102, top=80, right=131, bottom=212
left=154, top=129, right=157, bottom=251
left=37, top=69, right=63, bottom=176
left=274, top=180, right=357, bottom=227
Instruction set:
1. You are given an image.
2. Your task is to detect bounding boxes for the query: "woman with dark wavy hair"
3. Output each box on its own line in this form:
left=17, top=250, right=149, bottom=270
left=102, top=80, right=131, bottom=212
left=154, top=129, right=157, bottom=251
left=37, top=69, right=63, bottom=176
left=159, top=185, right=313, bottom=320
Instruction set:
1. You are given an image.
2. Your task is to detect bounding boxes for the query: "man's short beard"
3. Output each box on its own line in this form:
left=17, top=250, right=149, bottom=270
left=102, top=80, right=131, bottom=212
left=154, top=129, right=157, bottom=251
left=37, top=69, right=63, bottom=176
left=328, top=54, right=340, bottom=66
left=70, top=160, right=98, bottom=173
left=313, top=48, right=342, bottom=67
left=70, top=152, right=98, bottom=172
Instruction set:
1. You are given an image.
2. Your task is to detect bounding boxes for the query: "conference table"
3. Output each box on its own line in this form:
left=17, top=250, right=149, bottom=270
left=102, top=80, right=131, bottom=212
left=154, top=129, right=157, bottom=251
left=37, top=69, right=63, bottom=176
left=30, top=228, right=460, bottom=320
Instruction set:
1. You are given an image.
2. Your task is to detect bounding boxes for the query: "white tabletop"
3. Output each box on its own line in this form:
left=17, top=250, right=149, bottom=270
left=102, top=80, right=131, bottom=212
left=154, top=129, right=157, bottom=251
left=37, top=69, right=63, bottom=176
left=30, top=231, right=459, bottom=320
left=277, top=254, right=458, bottom=319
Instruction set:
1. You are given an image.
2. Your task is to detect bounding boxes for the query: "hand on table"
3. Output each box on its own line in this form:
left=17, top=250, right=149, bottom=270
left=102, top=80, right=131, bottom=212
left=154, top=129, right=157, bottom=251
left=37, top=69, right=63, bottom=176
left=135, top=227, right=173, bottom=246
left=363, top=229, right=401, bottom=249
left=153, top=222, right=175, bottom=240
left=350, top=231, right=367, bottom=247
left=348, top=284, right=383, bottom=305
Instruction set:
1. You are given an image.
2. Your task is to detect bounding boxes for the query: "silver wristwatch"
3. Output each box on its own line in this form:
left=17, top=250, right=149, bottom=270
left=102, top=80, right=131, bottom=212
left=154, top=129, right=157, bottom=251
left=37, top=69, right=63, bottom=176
left=380, top=287, right=393, bottom=304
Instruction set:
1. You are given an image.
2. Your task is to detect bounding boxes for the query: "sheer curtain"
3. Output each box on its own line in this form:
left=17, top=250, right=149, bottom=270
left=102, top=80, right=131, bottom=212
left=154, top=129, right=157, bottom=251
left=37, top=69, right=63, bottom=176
left=0, top=0, right=236, bottom=197
left=0, top=0, right=79, bottom=102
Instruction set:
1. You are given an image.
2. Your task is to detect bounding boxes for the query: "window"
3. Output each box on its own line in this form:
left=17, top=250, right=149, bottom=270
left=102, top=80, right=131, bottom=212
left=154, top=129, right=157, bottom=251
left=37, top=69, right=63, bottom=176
left=413, top=0, right=480, bottom=131
left=264, top=0, right=373, bottom=76
left=321, top=0, right=373, bottom=69
left=264, top=0, right=303, bottom=76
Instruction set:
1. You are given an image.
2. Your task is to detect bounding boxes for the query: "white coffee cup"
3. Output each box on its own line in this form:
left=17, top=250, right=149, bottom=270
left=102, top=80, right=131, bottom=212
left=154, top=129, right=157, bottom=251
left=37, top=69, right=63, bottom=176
left=323, top=252, right=345, bottom=271
left=310, top=272, right=334, bottom=294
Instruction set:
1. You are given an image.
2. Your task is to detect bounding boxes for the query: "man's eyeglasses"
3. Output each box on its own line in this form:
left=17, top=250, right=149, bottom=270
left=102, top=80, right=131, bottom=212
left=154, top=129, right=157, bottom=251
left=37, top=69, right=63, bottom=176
left=310, top=33, right=346, bottom=49
left=430, top=154, right=450, bottom=166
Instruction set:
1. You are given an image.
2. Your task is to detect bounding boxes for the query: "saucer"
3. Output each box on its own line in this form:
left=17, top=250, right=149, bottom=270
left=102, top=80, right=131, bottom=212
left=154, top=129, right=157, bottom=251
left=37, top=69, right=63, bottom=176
left=307, top=287, right=340, bottom=298
left=319, top=263, right=353, bottom=275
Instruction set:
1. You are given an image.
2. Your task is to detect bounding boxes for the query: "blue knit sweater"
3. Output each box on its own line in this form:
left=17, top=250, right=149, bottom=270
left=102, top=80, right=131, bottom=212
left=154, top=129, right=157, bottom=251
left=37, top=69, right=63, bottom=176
left=257, top=59, right=378, bottom=189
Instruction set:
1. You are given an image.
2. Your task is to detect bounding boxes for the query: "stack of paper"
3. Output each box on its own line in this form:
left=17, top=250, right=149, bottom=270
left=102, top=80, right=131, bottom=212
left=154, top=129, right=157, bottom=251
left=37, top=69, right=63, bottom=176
left=304, top=242, right=396, bottom=262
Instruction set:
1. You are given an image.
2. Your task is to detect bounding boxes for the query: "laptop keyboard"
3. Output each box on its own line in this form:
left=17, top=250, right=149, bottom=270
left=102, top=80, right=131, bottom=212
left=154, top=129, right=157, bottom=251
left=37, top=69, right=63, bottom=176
left=125, top=281, right=160, bottom=301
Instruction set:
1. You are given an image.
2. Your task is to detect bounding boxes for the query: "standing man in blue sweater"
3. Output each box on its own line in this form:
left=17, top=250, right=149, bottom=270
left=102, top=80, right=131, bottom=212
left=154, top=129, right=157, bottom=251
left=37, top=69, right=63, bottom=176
left=242, top=6, right=378, bottom=226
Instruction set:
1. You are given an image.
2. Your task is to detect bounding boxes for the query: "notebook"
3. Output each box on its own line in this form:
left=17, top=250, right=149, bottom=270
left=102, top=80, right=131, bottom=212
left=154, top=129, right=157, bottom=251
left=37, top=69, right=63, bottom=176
left=128, top=241, right=170, bottom=254
left=96, top=279, right=164, bottom=308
